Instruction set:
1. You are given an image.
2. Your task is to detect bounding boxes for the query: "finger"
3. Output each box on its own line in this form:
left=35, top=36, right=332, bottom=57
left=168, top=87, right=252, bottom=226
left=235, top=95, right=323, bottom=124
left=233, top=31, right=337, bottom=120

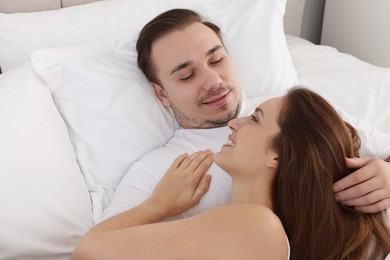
left=333, top=165, right=376, bottom=192
left=179, top=151, right=202, bottom=169
left=334, top=175, right=380, bottom=201
left=339, top=189, right=385, bottom=207
left=187, top=150, right=212, bottom=173
left=345, top=157, right=372, bottom=169
left=193, top=152, right=214, bottom=179
left=188, top=152, right=213, bottom=190
left=192, top=174, right=212, bottom=203
left=355, top=199, right=390, bottom=213
left=169, top=153, right=188, bottom=170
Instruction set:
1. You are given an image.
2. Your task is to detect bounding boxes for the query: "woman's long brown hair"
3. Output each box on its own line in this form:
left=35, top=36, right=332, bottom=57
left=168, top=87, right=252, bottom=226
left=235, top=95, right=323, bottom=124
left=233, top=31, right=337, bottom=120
left=271, top=88, right=390, bottom=259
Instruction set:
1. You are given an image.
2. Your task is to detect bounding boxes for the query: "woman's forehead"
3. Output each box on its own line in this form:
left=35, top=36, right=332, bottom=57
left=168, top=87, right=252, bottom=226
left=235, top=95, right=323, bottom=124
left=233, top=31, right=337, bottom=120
left=255, top=97, right=283, bottom=113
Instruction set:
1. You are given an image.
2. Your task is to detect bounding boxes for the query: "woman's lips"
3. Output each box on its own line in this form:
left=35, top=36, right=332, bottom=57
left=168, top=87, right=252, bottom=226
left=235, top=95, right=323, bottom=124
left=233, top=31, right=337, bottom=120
left=221, top=135, right=235, bottom=149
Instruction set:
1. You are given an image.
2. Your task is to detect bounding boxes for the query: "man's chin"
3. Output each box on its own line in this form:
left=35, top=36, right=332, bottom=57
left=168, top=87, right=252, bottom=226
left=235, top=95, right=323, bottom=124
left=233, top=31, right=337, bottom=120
left=204, top=108, right=240, bottom=128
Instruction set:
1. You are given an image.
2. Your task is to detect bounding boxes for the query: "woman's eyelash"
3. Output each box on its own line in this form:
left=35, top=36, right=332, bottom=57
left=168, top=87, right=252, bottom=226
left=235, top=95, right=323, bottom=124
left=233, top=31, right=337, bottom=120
left=250, top=115, right=258, bottom=122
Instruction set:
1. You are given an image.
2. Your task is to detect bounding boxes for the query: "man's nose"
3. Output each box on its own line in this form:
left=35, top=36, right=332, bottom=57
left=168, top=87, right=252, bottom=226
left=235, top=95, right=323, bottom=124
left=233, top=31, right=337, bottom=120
left=201, top=68, right=222, bottom=91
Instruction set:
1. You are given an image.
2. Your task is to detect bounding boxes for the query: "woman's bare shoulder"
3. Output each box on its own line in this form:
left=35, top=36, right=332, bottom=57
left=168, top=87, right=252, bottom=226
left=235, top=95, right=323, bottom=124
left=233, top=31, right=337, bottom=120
left=184, top=204, right=288, bottom=259
left=201, top=204, right=283, bottom=228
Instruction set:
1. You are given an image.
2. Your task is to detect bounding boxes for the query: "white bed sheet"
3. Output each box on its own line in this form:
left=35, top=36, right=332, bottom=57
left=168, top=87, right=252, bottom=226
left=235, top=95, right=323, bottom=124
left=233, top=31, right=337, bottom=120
left=287, top=34, right=390, bottom=135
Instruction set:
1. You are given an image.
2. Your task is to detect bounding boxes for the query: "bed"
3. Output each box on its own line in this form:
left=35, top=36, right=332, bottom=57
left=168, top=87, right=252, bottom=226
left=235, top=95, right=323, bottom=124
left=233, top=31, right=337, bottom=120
left=1, top=0, right=389, bottom=259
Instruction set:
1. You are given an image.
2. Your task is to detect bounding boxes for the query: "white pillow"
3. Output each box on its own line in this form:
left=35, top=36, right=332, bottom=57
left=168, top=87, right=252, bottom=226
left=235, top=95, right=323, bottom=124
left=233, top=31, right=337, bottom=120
left=32, top=33, right=177, bottom=221
left=0, top=0, right=132, bottom=72
left=31, top=0, right=298, bottom=220
left=1, top=0, right=297, bottom=97
left=0, top=62, right=93, bottom=259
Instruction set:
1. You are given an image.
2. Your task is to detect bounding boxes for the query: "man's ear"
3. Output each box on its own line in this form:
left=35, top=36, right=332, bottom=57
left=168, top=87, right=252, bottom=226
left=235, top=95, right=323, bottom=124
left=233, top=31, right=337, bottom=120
left=152, top=82, right=171, bottom=107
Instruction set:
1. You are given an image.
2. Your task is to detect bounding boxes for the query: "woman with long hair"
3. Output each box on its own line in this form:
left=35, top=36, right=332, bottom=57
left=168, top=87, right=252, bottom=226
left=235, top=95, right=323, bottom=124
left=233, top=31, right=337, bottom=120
left=74, top=87, right=390, bottom=259
left=215, top=87, right=390, bottom=259
left=273, top=88, right=390, bottom=259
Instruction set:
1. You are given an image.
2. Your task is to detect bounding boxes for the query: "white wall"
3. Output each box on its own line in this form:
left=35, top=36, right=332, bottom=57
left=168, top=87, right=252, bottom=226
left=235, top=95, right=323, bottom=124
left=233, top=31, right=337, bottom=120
left=284, top=0, right=306, bottom=37
left=321, top=0, right=390, bottom=68
left=283, top=0, right=325, bottom=44
left=300, top=0, right=326, bottom=44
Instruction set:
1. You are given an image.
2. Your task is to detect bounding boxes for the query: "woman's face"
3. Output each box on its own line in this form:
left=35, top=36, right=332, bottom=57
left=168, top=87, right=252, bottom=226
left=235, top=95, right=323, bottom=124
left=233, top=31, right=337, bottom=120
left=215, top=97, right=282, bottom=178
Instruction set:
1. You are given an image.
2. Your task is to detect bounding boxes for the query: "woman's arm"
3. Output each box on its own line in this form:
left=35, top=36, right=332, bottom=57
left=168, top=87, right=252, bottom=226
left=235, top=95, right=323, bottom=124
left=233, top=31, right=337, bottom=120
left=74, top=150, right=213, bottom=259
left=74, top=150, right=288, bottom=259
left=75, top=204, right=288, bottom=260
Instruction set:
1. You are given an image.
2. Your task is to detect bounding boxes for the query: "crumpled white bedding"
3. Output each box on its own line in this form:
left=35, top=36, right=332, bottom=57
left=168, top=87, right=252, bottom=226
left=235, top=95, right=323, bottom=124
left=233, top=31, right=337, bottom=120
left=286, top=34, right=390, bottom=135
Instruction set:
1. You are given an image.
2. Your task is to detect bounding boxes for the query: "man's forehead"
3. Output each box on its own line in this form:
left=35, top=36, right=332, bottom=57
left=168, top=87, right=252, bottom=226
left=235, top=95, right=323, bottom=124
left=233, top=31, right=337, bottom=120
left=151, top=23, right=224, bottom=70
left=152, top=22, right=222, bottom=53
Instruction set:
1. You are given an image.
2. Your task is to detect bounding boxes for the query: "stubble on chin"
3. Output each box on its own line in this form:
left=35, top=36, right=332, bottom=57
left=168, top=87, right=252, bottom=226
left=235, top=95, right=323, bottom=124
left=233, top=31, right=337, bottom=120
left=203, top=101, right=241, bottom=128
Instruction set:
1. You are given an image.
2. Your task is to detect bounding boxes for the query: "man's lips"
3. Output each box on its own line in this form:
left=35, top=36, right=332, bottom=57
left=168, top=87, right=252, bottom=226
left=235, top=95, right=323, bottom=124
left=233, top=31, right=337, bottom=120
left=202, top=91, right=230, bottom=107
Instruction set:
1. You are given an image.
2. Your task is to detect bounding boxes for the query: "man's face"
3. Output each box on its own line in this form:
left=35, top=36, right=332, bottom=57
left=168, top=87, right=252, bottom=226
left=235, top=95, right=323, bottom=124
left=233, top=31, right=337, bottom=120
left=151, top=22, right=242, bottom=129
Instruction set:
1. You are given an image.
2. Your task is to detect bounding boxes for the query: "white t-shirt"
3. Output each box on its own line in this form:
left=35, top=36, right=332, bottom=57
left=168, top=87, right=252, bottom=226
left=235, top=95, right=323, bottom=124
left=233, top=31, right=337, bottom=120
left=102, top=94, right=390, bottom=221
left=102, top=95, right=270, bottom=220
left=102, top=126, right=232, bottom=220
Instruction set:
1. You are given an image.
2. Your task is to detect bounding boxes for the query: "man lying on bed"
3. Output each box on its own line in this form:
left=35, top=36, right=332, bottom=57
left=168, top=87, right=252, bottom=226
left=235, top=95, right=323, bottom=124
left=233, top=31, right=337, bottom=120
left=102, top=9, right=390, bottom=221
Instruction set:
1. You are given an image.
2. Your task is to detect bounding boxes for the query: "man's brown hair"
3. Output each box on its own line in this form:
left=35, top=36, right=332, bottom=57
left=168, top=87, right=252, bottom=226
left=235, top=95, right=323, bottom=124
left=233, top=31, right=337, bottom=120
left=136, top=9, right=223, bottom=85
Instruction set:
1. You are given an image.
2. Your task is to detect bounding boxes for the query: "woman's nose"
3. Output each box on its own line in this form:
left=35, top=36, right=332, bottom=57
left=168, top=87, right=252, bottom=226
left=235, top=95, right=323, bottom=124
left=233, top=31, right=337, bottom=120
left=228, top=117, right=249, bottom=132
left=228, top=118, right=240, bottom=132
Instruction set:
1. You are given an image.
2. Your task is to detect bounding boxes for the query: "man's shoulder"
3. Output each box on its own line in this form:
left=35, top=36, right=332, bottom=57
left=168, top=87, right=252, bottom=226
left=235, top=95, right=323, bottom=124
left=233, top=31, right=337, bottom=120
left=170, top=127, right=231, bottom=150
left=134, top=145, right=179, bottom=170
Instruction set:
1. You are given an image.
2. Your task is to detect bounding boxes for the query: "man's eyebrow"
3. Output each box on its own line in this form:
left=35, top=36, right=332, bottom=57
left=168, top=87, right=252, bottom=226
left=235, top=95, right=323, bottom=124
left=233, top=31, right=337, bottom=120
left=170, top=61, right=192, bottom=75
left=206, top=45, right=223, bottom=56
left=255, top=107, right=264, bottom=118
